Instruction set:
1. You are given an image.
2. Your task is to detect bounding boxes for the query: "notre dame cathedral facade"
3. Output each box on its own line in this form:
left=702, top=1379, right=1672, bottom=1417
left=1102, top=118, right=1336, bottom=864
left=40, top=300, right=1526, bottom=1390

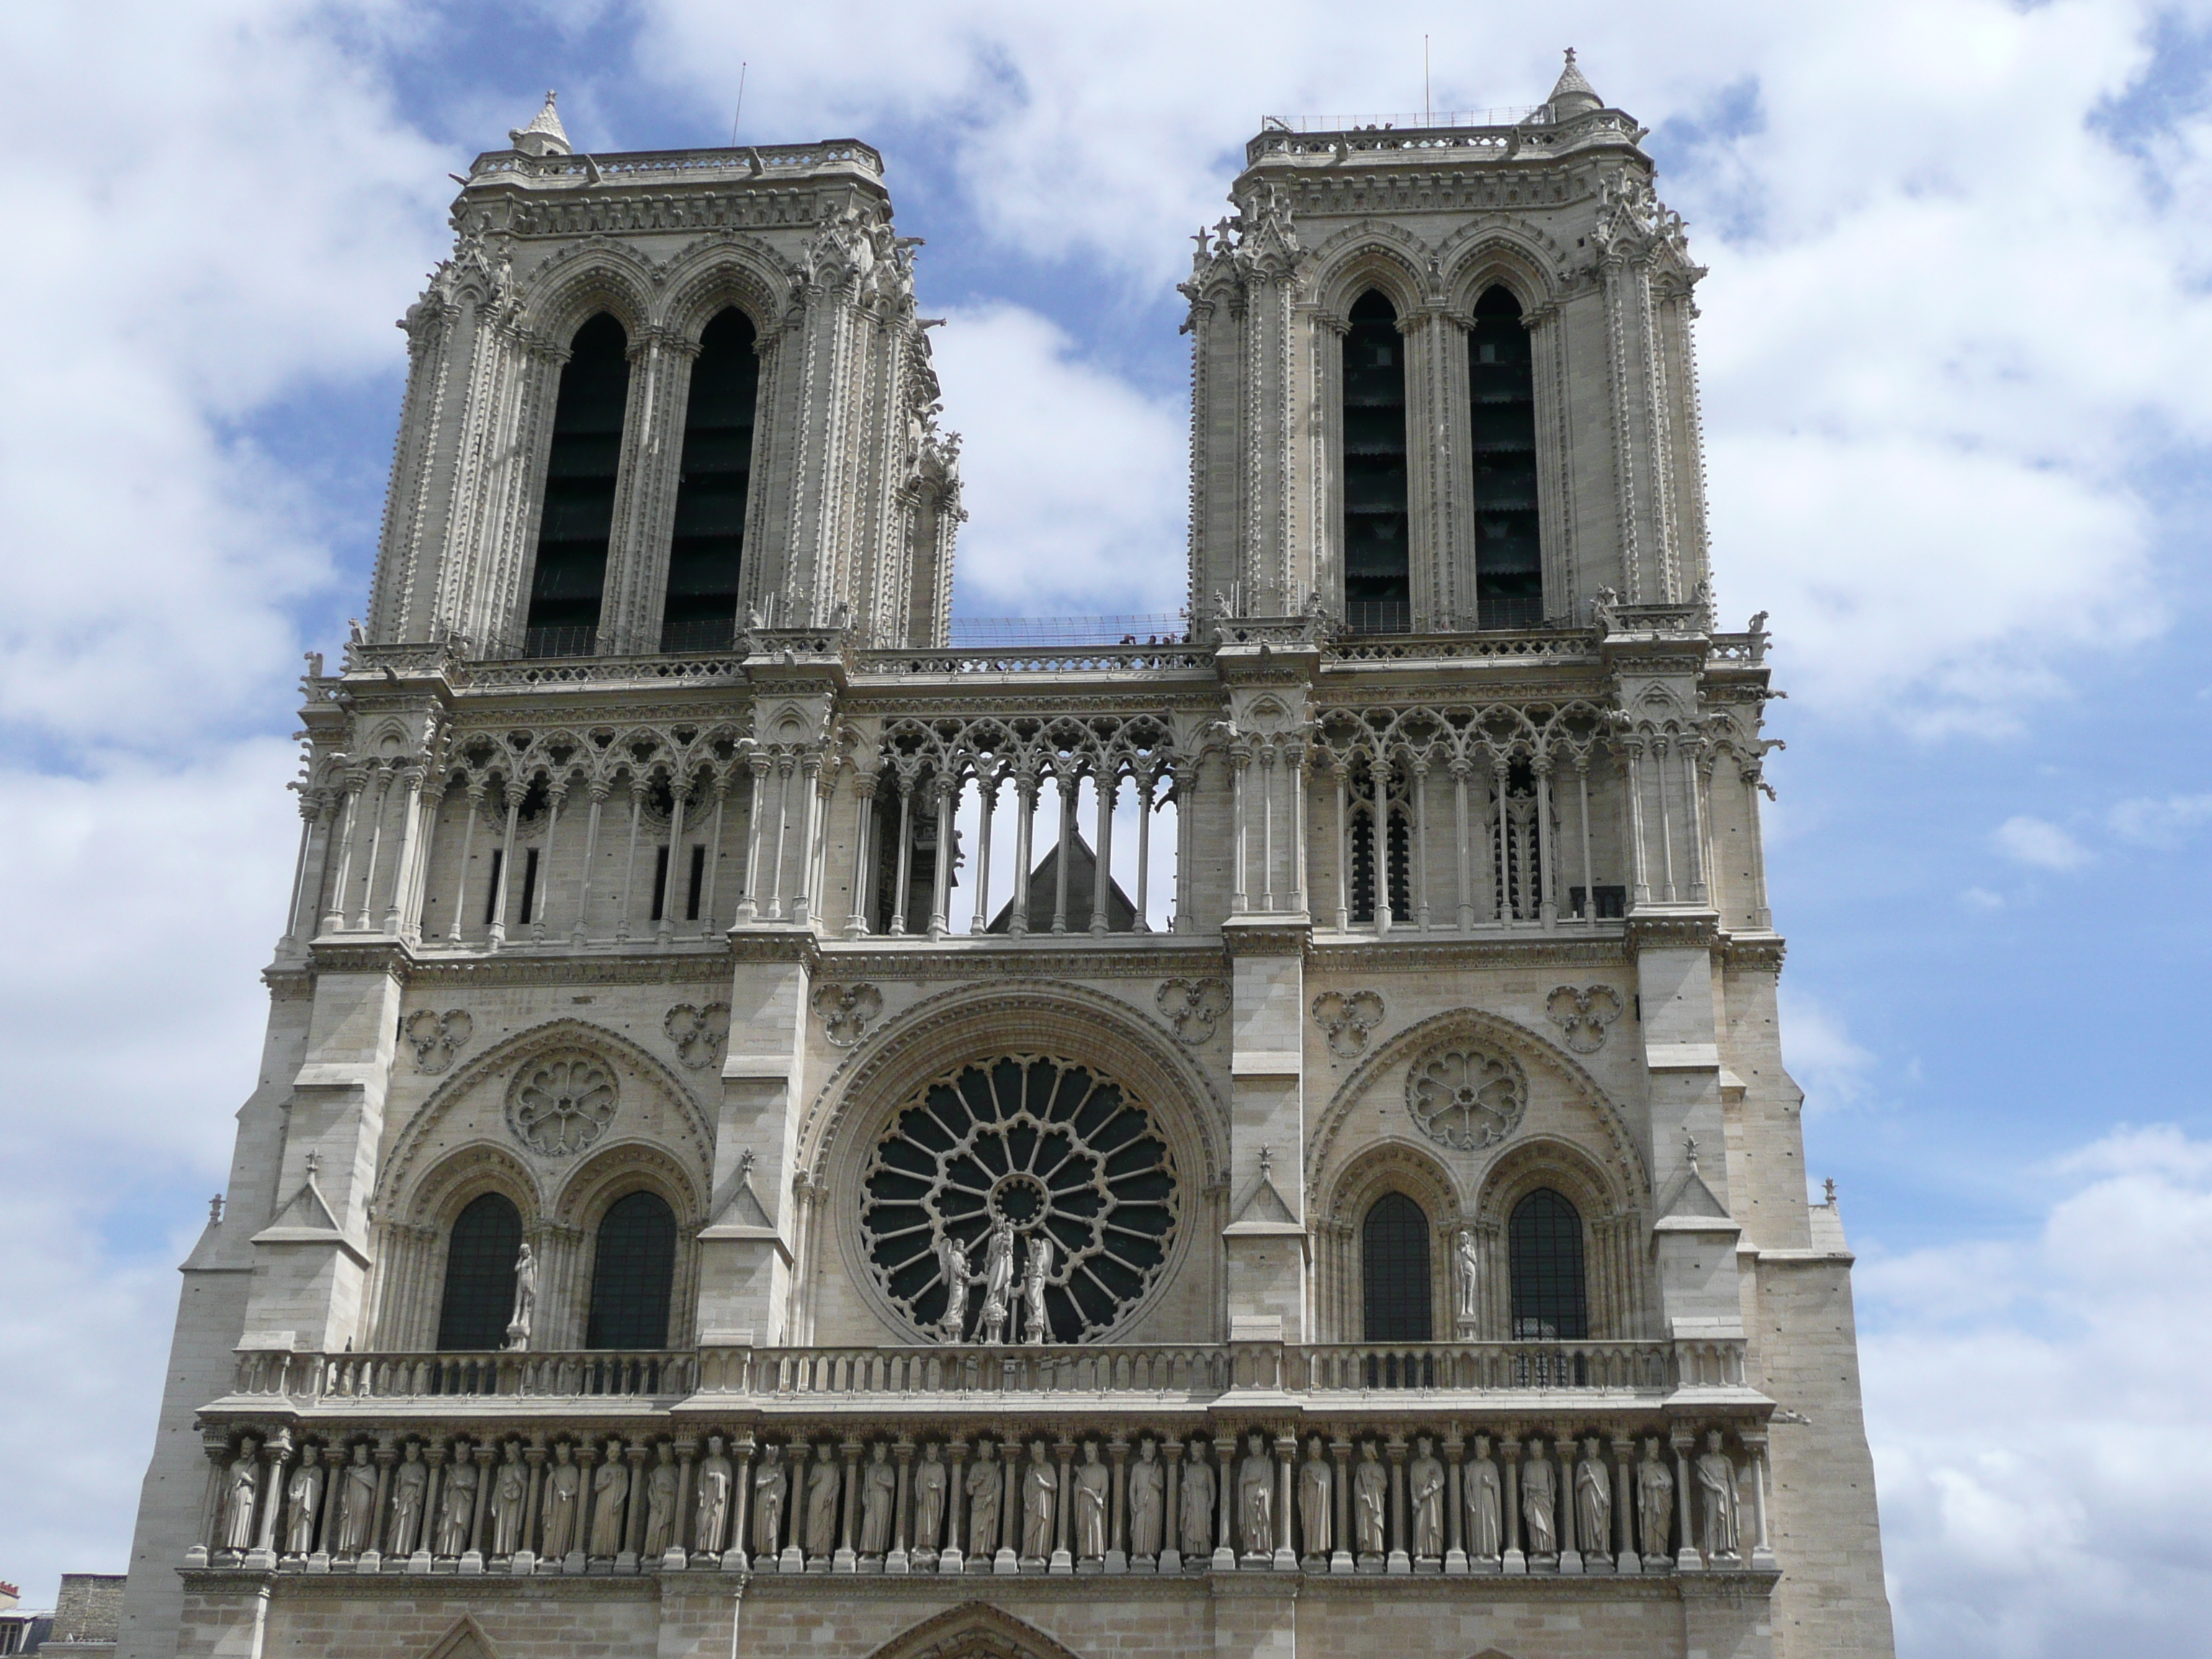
left=116, top=54, right=1895, bottom=1659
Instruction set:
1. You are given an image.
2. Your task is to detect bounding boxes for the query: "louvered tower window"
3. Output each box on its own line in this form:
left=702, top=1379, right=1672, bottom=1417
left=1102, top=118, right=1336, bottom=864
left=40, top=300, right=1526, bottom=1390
left=585, top=1190, right=677, bottom=1349
left=1467, top=285, right=1542, bottom=629
left=1508, top=1187, right=1587, bottom=1339
left=1361, top=1191, right=1433, bottom=1341
left=524, top=313, right=629, bottom=658
left=1342, top=290, right=1411, bottom=632
left=661, top=309, right=759, bottom=652
left=436, top=1192, right=521, bottom=1352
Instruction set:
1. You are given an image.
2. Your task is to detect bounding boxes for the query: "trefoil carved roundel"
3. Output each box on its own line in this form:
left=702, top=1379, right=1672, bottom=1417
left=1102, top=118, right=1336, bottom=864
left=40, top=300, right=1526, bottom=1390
left=860, top=1055, right=1179, bottom=1344
left=1405, top=1043, right=1527, bottom=1151
left=505, top=1051, right=619, bottom=1156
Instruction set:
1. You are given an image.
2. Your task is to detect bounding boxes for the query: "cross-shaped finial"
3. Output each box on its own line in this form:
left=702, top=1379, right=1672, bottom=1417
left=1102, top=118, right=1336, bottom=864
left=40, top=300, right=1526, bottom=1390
left=303, top=1151, right=321, bottom=1179
left=1258, top=1146, right=1275, bottom=1179
left=209, top=1194, right=225, bottom=1225
left=738, top=1148, right=757, bottom=1179
left=1823, top=1177, right=1837, bottom=1205
left=1683, top=1134, right=1699, bottom=1174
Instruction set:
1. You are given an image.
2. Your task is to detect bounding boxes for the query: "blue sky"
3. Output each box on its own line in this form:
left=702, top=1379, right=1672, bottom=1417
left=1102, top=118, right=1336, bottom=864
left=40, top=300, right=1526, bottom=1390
left=2, top=3, right=2210, bottom=1653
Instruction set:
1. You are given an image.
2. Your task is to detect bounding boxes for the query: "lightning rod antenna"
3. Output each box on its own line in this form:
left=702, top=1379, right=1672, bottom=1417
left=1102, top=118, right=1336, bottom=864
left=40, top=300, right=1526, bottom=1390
left=731, top=61, right=748, bottom=146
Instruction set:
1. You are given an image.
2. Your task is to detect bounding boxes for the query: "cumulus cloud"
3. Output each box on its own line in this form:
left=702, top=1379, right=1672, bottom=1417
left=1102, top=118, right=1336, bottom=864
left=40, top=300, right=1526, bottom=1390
left=1778, top=981, right=1876, bottom=1108
left=1995, top=814, right=2092, bottom=870
left=2108, top=791, right=2212, bottom=846
left=1858, top=1125, right=2212, bottom=1657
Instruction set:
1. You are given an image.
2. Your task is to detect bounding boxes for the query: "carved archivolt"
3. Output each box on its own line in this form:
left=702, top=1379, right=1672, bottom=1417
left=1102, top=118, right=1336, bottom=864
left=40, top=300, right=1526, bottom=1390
left=505, top=1053, right=618, bottom=1156
left=1405, top=1043, right=1527, bottom=1151
left=862, top=1603, right=1087, bottom=1659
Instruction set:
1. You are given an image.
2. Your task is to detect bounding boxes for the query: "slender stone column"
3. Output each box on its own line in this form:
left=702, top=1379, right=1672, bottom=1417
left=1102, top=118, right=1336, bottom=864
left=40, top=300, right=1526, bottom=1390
left=1744, top=1431, right=1776, bottom=1568
left=1452, top=761, right=1473, bottom=929
left=1370, top=749, right=1393, bottom=932
left=487, top=781, right=522, bottom=947
left=1575, top=757, right=1597, bottom=922
left=997, top=1444, right=1020, bottom=1573
left=1328, top=1438, right=1352, bottom=1574
left=1132, top=769, right=1152, bottom=930
left=1092, top=768, right=1115, bottom=935
left=1444, top=1431, right=1467, bottom=1574
left=1010, top=771, right=1035, bottom=935
left=1413, top=757, right=1431, bottom=928
left=352, top=770, right=393, bottom=931
left=1106, top=1438, right=1128, bottom=1573
left=367, top=1437, right=395, bottom=1564
left=729, top=1437, right=755, bottom=1572
left=930, top=776, right=956, bottom=938
left=1051, top=773, right=1075, bottom=932
left=765, top=755, right=794, bottom=921
left=846, top=772, right=878, bottom=936
left=1386, top=1437, right=1410, bottom=1574
left=1256, top=747, right=1274, bottom=912
left=1229, top=747, right=1249, bottom=914
left=318, top=1444, right=348, bottom=1565
left=1333, top=765, right=1350, bottom=929
left=1214, top=1437, right=1236, bottom=1568
left=657, top=784, right=688, bottom=943
left=1288, top=749, right=1307, bottom=914
left=1556, top=1428, right=1581, bottom=1573
left=1611, top=1434, right=1635, bottom=1565
left=614, top=775, right=644, bottom=941
left=889, top=1439, right=912, bottom=1574
left=1501, top=1436, right=1525, bottom=1574
left=971, top=773, right=997, bottom=932
left=523, top=1439, right=547, bottom=1559
left=698, top=776, right=729, bottom=935
left=321, top=775, right=361, bottom=933
left=383, top=770, right=426, bottom=936
left=1051, top=1440, right=1075, bottom=1573
left=737, top=755, right=770, bottom=922
left=532, top=780, right=561, bottom=943
left=940, top=1438, right=966, bottom=1575
left=462, top=1442, right=494, bottom=1571
left=248, top=1437, right=289, bottom=1568
left=1654, top=738, right=1678, bottom=902
left=1159, top=1440, right=1182, bottom=1573
left=1535, top=755, right=1560, bottom=926
left=1272, top=1434, right=1296, bottom=1570
left=280, top=795, right=321, bottom=953
left=888, top=772, right=914, bottom=934
left=1623, top=741, right=1650, bottom=905
left=835, top=1439, right=861, bottom=1572
left=792, top=750, right=824, bottom=925
left=572, top=782, right=606, bottom=943
left=1672, top=1427, right=1700, bottom=1570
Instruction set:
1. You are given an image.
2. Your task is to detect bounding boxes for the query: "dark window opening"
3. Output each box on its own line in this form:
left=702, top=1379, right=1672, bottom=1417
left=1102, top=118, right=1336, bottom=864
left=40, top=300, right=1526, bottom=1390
left=1570, top=884, right=1627, bottom=920
left=650, top=844, right=670, bottom=922
left=1347, top=804, right=1412, bottom=925
left=661, top=309, right=759, bottom=653
left=518, top=847, right=540, bottom=925
left=482, top=847, right=504, bottom=926
left=1509, top=1187, right=1588, bottom=1340
left=1468, top=285, right=1542, bottom=629
left=1343, top=289, right=1410, bottom=631
left=436, top=1192, right=521, bottom=1352
left=585, top=1190, right=677, bottom=1349
left=1361, top=1191, right=1433, bottom=1342
left=685, top=844, right=706, bottom=920
left=524, top=313, right=629, bottom=658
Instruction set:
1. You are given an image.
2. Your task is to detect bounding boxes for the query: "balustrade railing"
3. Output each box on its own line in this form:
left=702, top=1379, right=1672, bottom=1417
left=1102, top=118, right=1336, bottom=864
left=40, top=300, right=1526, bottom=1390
left=702, top=1344, right=1231, bottom=1399
left=230, top=1349, right=693, bottom=1403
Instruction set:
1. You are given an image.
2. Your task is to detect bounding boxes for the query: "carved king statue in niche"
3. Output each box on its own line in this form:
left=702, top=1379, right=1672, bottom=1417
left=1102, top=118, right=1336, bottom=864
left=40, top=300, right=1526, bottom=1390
left=1697, top=1430, right=1741, bottom=1560
left=1238, top=1431, right=1273, bottom=1555
left=1129, top=1438, right=1164, bottom=1557
left=490, top=1442, right=529, bottom=1557
left=1074, top=1442, right=1109, bottom=1559
left=913, top=1442, right=947, bottom=1554
left=752, top=1444, right=788, bottom=1557
left=1637, top=1439, right=1674, bottom=1562
left=1576, top=1437, right=1613, bottom=1565
left=693, top=1436, right=732, bottom=1556
left=588, top=1441, right=628, bottom=1557
left=1354, top=1442, right=1388, bottom=1555
left=1521, top=1439, right=1557, bottom=1557
left=1179, top=1439, right=1214, bottom=1557
left=389, top=1442, right=426, bottom=1555
left=860, top=1443, right=896, bottom=1556
left=541, top=1442, right=580, bottom=1558
left=967, top=1439, right=1002, bottom=1556
left=1020, top=1440, right=1058, bottom=1560
left=642, top=1442, right=679, bottom=1557
left=1467, top=1435, right=1503, bottom=1559
left=221, top=1438, right=261, bottom=1553
left=436, top=1442, right=478, bottom=1556
left=282, top=1450, right=323, bottom=1555
left=1408, top=1437, right=1445, bottom=1559
left=803, top=1443, right=840, bottom=1560
left=1298, top=1437, right=1331, bottom=1557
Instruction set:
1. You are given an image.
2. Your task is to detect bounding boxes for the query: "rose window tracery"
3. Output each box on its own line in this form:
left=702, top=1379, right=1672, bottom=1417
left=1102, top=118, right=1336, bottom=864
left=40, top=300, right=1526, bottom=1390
left=1405, top=1043, right=1526, bottom=1151
left=860, top=1056, right=1178, bottom=1344
left=505, top=1052, right=619, bottom=1156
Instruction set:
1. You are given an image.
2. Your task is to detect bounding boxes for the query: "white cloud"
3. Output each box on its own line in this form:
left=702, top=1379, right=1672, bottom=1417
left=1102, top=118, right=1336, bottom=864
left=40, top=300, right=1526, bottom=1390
left=1858, top=1125, right=2212, bottom=1657
left=1960, top=885, right=2006, bottom=911
left=930, top=304, right=1187, bottom=616
left=1778, top=981, right=1876, bottom=1108
left=1995, top=814, right=2092, bottom=870
left=2108, top=791, right=2212, bottom=847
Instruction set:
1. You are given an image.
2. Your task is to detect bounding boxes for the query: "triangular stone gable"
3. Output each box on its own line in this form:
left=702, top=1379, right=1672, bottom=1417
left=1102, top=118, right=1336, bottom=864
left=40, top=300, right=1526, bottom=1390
left=986, top=833, right=1137, bottom=933
left=863, top=1602, right=1086, bottom=1659
left=418, top=1614, right=500, bottom=1659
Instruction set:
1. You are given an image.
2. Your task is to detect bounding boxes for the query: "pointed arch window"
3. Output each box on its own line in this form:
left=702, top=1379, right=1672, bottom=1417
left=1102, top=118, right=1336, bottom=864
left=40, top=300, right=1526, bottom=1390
left=1361, top=1190, right=1433, bottom=1341
left=661, top=309, right=760, bottom=652
left=1467, top=286, right=1542, bottom=629
left=1342, top=289, right=1410, bottom=632
left=436, top=1192, right=522, bottom=1352
left=524, top=313, right=630, bottom=658
left=1508, top=1187, right=1587, bottom=1339
left=585, top=1190, right=677, bottom=1349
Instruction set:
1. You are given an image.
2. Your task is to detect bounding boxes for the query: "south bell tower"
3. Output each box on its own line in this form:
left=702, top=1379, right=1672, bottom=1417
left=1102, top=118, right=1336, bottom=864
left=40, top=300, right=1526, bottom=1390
left=120, top=58, right=1892, bottom=1659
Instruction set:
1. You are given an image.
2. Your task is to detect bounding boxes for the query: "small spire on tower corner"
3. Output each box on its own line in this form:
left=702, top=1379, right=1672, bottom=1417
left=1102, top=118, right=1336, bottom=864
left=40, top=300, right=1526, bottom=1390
left=509, top=89, right=572, bottom=158
left=1547, top=47, right=1604, bottom=121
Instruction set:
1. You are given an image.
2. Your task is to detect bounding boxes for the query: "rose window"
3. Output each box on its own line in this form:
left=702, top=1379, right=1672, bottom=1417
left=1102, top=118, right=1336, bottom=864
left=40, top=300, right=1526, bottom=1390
left=861, top=1056, right=1178, bottom=1344
left=1406, top=1044, right=1526, bottom=1150
left=505, top=1053, right=619, bottom=1156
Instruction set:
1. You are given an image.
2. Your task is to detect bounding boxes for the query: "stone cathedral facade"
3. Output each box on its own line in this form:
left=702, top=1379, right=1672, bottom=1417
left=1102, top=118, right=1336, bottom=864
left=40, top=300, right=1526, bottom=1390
left=118, top=56, right=1894, bottom=1659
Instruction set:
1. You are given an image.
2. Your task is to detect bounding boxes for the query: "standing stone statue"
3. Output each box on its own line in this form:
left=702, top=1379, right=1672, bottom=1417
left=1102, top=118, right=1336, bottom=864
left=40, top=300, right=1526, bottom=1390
left=335, top=1444, right=377, bottom=1554
left=752, top=1444, right=788, bottom=1557
left=1575, top=1438, right=1612, bottom=1565
left=504, top=1241, right=537, bottom=1352
left=1408, top=1436, right=1445, bottom=1560
left=1521, top=1439, right=1557, bottom=1557
left=642, top=1442, right=679, bottom=1557
left=1298, top=1437, right=1331, bottom=1558
left=1466, top=1436, right=1502, bottom=1560
left=1237, top=1431, right=1273, bottom=1555
left=803, top=1443, right=840, bottom=1560
left=437, top=1444, right=479, bottom=1556
left=1636, top=1439, right=1673, bottom=1562
left=283, top=1449, right=323, bottom=1555
left=490, top=1442, right=529, bottom=1556
left=541, top=1442, right=580, bottom=1558
left=1074, top=1442, right=1109, bottom=1559
left=966, top=1439, right=1002, bottom=1555
left=389, top=1442, right=427, bottom=1555
left=1696, top=1430, right=1741, bottom=1560
left=936, top=1234, right=972, bottom=1343
left=1020, top=1233, right=1054, bottom=1345
left=1020, top=1441, right=1057, bottom=1561
left=1456, top=1228, right=1480, bottom=1322
left=1128, top=1439, right=1164, bottom=1558
left=222, top=1437, right=261, bottom=1552
left=1354, top=1442, right=1388, bottom=1555
left=588, top=1442, right=629, bottom=1557
left=979, top=1218, right=1017, bottom=1344
left=860, top=1444, right=896, bottom=1556
left=913, top=1443, right=948, bottom=1555
left=1179, top=1439, right=1215, bottom=1558
left=693, top=1436, right=732, bottom=1556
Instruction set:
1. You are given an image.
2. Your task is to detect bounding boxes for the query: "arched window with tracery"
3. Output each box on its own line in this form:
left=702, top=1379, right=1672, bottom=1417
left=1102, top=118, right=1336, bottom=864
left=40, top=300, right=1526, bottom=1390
left=585, top=1190, right=677, bottom=1349
left=1467, top=284, right=1542, bottom=628
left=1509, top=1186, right=1587, bottom=1339
left=524, top=312, right=631, bottom=658
left=1346, top=764, right=1411, bottom=927
left=436, top=1192, right=522, bottom=1352
left=1361, top=1191, right=1433, bottom=1341
left=1342, top=289, right=1409, bottom=632
left=660, top=308, right=759, bottom=652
